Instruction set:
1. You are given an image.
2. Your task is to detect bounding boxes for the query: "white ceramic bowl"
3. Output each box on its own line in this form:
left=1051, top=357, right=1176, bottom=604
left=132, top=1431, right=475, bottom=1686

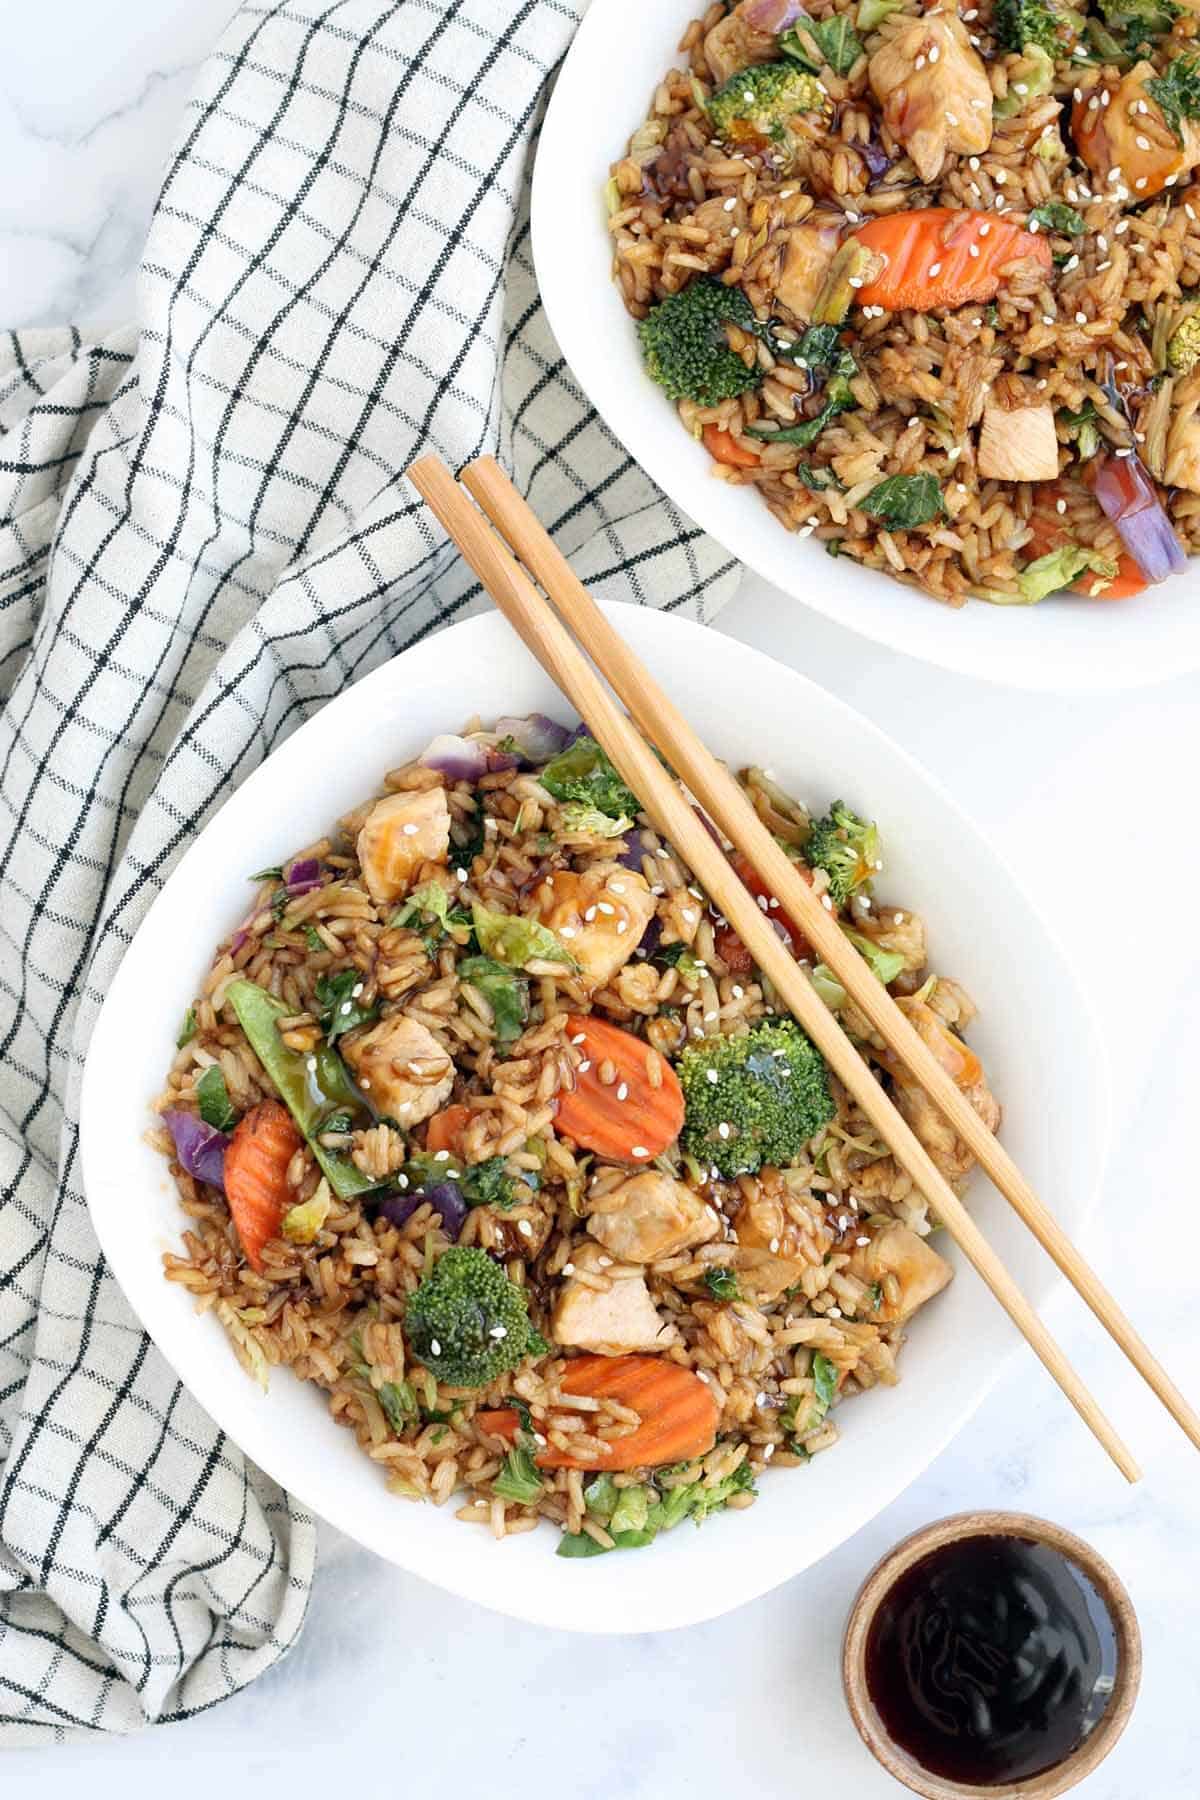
left=80, top=606, right=1108, bottom=1632
left=532, top=0, right=1200, bottom=693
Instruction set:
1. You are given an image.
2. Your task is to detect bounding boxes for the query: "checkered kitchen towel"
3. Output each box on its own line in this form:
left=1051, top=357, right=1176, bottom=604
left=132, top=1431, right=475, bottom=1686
left=0, top=0, right=739, bottom=1742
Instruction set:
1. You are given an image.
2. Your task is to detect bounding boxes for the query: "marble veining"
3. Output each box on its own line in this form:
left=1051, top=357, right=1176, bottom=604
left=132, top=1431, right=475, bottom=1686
left=2, top=3, right=1197, bottom=1793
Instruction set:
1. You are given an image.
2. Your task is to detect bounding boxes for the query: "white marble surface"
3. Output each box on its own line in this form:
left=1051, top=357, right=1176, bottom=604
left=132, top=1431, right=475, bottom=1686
left=3, top=3, right=1198, bottom=1793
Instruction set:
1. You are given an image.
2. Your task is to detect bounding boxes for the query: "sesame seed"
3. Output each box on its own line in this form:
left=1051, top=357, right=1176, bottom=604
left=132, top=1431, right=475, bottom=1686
left=994, top=170, right=1007, bottom=184
left=1135, top=177, right=1147, bottom=190
left=763, top=1443, right=776, bottom=1461
left=848, top=275, right=864, bottom=288
left=1028, top=218, right=1039, bottom=232
left=1097, top=259, right=1111, bottom=271
left=617, top=1082, right=629, bottom=1101
left=827, top=1306, right=843, bottom=1319
left=928, top=261, right=942, bottom=277
left=706, top=1067, right=719, bottom=1084
left=979, top=220, right=991, bottom=235
left=769, top=1237, right=780, bottom=1253
left=929, top=43, right=940, bottom=60
left=948, top=445, right=961, bottom=460
left=1115, top=217, right=1131, bottom=232
left=1075, top=311, right=1087, bottom=324
left=360, top=1077, right=371, bottom=1089
left=946, top=111, right=958, bottom=125
left=431, top=1339, right=441, bottom=1356
left=1063, top=254, right=1079, bottom=271
left=562, top=1263, right=575, bottom=1276
left=1056, top=498, right=1067, bottom=515
left=1014, top=81, right=1027, bottom=94
left=723, top=196, right=737, bottom=211
left=856, top=1235, right=871, bottom=1246
left=490, top=1324, right=507, bottom=1339
left=1073, top=87, right=1082, bottom=102
left=731, top=985, right=744, bottom=998
left=559, top=925, right=576, bottom=938
left=571, top=1032, right=586, bottom=1045
left=729, top=227, right=740, bottom=238
left=401, top=822, right=419, bottom=836
left=915, top=52, right=926, bottom=68
left=578, top=1059, right=591, bottom=1073
left=306, top=1056, right=318, bottom=1072
left=632, top=1146, right=649, bottom=1158
left=598, top=1256, right=612, bottom=1268
left=968, top=156, right=980, bottom=171
left=717, top=1123, right=731, bottom=1140
left=517, top=1220, right=533, bottom=1238
left=1087, top=96, right=1099, bottom=111
left=1136, top=134, right=1150, bottom=150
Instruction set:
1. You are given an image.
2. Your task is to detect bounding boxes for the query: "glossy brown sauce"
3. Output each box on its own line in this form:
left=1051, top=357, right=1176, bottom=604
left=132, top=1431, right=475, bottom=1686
left=864, top=1534, right=1118, bottom=1787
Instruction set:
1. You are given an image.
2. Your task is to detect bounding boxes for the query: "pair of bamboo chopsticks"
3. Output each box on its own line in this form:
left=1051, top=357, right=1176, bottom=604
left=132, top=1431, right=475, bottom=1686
left=408, top=452, right=1200, bottom=1483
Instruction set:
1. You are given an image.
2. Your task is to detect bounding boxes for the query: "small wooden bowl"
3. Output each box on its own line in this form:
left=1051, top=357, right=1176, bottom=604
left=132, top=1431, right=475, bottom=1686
left=842, top=1511, right=1141, bottom=1800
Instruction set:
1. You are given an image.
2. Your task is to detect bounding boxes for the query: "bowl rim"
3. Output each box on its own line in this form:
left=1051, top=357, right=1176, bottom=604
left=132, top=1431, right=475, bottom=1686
left=532, top=0, right=1200, bottom=694
left=841, top=1509, right=1142, bottom=1800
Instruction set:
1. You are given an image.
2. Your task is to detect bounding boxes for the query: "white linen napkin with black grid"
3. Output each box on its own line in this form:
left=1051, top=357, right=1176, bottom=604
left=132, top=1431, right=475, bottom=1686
left=0, top=0, right=740, bottom=1742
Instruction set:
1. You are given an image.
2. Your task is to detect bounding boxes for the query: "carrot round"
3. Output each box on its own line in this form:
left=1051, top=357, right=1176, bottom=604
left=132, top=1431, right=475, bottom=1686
left=851, top=209, right=1052, bottom=313
left=702, top=424, right=761, bottom=468
left=478, top=1355, right=719, bottom=1471
left=425, top=1103, right=471, bottom=1155
left=555, top=1014, right=684, bottom=1163
left=224, top=1098, right=302, bottom=1271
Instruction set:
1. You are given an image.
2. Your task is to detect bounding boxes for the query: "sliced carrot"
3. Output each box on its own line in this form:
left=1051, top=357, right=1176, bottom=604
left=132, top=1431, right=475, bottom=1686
left=702, top=424, right=761, bottom=468
left=425, top=1103, right=471, bottom=1155
left=851, top=209, right=1052, bottom=313
left=555, top=1014, right=684, bottom=1163
left=476, top=1356, right=719, bottom=1471
left=224, top=1099, right=302, bottom=1272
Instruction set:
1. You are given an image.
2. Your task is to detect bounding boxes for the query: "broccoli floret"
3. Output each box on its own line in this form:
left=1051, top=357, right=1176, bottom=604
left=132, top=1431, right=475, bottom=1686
left=539, top=732, right=641, bottom=819
left=403, top=1247, right=545, bottom=1388
left=637, top=278, right=763, bottom=406
left=678, top=1020, right=834, bottom=1179
left=708, top=60, right=827, bottom=148
left=993, top=0, right=1081, bottom=54
left=1168, top=314, right=1200, bottom=375
left=803, top=799, right=880, bottom=905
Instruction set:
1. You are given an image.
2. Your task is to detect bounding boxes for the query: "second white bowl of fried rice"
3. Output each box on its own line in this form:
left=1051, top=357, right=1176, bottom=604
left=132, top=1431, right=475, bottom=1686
left=533, top=0, right=1200, bottom=691
left=80, top=604, right=1107, bottom=1632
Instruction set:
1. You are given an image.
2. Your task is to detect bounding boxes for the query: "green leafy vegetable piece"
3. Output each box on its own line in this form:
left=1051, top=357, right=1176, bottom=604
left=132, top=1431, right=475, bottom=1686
left=196, top=1064, right=237, bottom=1132
left=1147, top=55, right=1200, bottom=145
left=314, top=968, right=377, bottom=1045
left=282, top=1180, right=333, bottom=1244
left=610, top=1484, right=652, bottom=1536
left=1058, top=402, right=1101, bottom=461
left=249, top=865, right=283, bottom=882
left=176, top=1005, right=197, bottom=1049
left=841, top=926, right=905, bottom=986
left=781, top=13, right=863, bottom=76
left=703, top=1267, right=741, bottom=1301
left=539, top=734, right=641, bottom=821
left=993, top=44, right=1054, bottom=116
left=813, top=1351, right=838, bottom=1412
left=470, top=901, right=576, bottom=972
left=557, top=801, right=635, bottom=839
left=811, top=964, right=847, bottom=1010
left=857, top=0, right=902, bottom=25
left=304, top=925, right=325, bottom=952
left=390, top=879, right=472, bottom=942
left=859, top=473, right=943, bottom=529
left=783, top=1350, right=839, bottom=1444
left=492, top=1444, right=545, bottom=1506
left=226, top=978, right=378, bottom=1198
left=584, top=1473, right=620, bottom=1521
left=1029, top=201, right=1086, bottom=236
left=1014, top=545, right=1117, bottom=604
left=1100, top=0, right=1179, bottom=54
left=556, top=1530, right=611, bottom=1558
left=868, top=1280, right=883, bottom=1311
left=458, top=954, right=529, bottom=1045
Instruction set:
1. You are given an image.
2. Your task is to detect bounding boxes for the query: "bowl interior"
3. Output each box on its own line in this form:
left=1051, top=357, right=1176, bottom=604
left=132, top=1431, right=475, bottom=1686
left=532, top=0, right=1200, bottom=693
left=79, top=605, right=1108, bottom=1632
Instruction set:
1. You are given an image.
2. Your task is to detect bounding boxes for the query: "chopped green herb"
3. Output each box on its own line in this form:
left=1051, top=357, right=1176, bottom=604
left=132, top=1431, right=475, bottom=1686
left=304, top=925, right=325, bottom=952
left=176, top=1005, right=197, bottom=1049
left=1028, top=201, right=1086, bottom=236
left=868, top=1280, right=883, bottom=1311
left=1058, top=402, right=1101, bottom=461
left=703, top=1267, right=741, bottom=1301
left=797, top=464, right=844, bottom=493
left=857, top=0, right=903, bottom=26
left=390, top=879, right=472, bottom=942
left=314, top=968, right=377, bottom=1046
left=196, top=1064, right=237, bottom=1132
left=249, top=865, right=283, bottom=882
left=271, top=888, right=289, bottom=924
left=1146, top=55, right=1200, bottom=146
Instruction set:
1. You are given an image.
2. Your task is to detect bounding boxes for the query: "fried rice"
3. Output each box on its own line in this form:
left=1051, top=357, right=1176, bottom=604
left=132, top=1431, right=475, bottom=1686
left=156, top=715, right=999, bottom=1556
left=609, top=0, right=1200, bottom=605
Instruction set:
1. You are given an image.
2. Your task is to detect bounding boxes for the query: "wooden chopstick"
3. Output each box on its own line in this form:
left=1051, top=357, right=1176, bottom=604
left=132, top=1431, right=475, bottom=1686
left=463, top=458, right=1200, bottom=1466
left=406, top=453, right=1140, bottom=1483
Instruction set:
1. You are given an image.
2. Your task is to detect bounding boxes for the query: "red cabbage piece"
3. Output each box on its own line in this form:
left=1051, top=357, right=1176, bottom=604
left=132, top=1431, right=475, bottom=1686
left=377, top=1181, right=467, bottom=1240
left=1091, top=452, right=1187, bottom=583
left=285, top=857, right=323, bottom=896
left=493, top=714, right=571, bottom=765
left=163, top=1109, right=229, bottom=1189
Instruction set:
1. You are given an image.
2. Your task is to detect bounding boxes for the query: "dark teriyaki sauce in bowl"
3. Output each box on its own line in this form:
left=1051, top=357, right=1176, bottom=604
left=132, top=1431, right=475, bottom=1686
left=864, top=1534, right=1118, bottom=1787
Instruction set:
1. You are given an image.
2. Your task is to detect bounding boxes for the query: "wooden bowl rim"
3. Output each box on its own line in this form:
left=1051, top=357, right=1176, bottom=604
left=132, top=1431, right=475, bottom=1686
left=842, top=1510, right=1142, bottom=1800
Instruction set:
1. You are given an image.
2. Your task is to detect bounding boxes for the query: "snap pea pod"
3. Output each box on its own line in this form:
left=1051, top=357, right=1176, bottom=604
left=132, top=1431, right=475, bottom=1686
left=226, top=977, right=379, bottom=1198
